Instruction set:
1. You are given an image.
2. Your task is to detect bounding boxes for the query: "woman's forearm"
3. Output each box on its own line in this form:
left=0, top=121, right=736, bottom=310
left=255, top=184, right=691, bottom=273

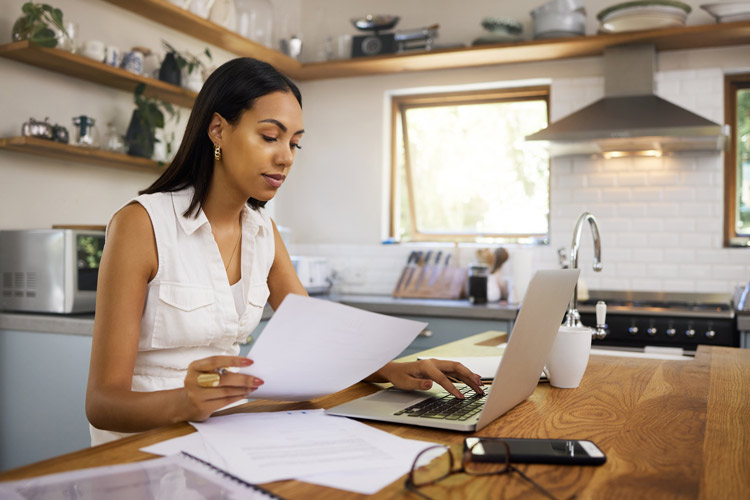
left=85, top=386, right=190, bottom=433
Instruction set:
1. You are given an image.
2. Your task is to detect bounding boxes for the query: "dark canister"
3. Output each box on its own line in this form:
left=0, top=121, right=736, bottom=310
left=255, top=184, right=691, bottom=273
left=468, top=263, right=489, bottom=304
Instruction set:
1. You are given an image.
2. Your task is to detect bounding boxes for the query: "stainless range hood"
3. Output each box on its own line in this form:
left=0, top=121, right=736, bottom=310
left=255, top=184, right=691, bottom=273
left=526, top=44, right=727, bottom=157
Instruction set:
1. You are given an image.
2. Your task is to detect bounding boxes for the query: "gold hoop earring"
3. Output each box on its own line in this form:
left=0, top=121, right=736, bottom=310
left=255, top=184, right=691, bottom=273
left=214, top=144, right=222, bottom=160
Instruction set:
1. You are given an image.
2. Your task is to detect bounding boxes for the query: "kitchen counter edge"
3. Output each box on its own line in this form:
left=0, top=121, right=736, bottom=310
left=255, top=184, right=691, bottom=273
left=0, top=294, right=519, bottom=337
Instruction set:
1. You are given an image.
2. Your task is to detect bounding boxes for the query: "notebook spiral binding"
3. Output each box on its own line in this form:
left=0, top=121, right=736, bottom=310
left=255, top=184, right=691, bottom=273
left=181, top=451, right=286, bottom=499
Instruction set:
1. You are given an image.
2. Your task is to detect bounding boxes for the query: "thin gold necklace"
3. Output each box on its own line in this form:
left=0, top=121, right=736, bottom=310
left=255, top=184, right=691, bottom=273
left=224, top=225, right=241, bottom=271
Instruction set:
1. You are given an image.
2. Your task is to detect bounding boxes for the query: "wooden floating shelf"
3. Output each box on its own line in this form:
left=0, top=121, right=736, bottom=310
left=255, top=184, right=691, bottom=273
left=0, top=41, right=197, bottom=108
left=298, top=20, right=750, bottom=80
left=0, top=136, right=165, bottom=174
left=101, top=1, right=750, bottom=81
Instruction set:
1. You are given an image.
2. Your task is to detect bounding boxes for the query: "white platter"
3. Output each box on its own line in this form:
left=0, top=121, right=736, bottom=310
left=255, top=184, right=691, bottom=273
left=598, top=5, right=689, bottom=33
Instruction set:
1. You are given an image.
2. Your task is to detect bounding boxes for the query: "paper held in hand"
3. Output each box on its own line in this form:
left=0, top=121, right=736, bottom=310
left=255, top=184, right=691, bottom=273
left=240, top=294, right=427, bottom=400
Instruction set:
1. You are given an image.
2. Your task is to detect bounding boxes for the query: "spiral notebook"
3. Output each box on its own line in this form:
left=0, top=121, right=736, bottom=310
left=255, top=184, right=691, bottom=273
left=0, top=453, right=283, bottom=499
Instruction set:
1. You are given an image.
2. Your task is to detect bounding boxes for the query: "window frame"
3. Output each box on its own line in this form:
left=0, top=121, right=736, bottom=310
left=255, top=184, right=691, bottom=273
left=389, top=86, right=551, bottom=243
left=723, top=73, right=750, bottom=248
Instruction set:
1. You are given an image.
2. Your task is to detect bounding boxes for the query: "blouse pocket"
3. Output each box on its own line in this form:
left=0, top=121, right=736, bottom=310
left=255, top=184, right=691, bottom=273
left=152, top=282, right=216, bottom=348
left=247, top=282, right=270, bottom=309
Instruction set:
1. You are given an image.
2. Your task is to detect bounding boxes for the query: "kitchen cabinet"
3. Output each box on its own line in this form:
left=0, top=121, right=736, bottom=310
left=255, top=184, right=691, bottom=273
left=0, top=328, right=93, bottom=472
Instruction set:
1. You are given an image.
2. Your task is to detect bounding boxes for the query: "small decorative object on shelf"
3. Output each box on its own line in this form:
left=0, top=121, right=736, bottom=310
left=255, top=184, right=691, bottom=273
left=12, top=1, right=71, bottom=48
left=72, top=115, right=99, bottom=148
left=209, top=0, right=237, bottom=32
left=161, top=40, right=212, bottom=92
left=21, top=116, right=53, bottom=140
left=51, top=123, right=69, bottom=143
left=159, top=51, right=181, bottom=86
left=235, top=0, right=274, bottom=47
left=473, top=17, right=524, bottom=45
left=103, top=122, right=125, bottom=153
left=125, top=83, right=179, bottom=159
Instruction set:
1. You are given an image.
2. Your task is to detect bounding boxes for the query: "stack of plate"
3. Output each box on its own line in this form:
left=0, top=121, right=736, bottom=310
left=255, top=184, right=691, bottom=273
left=597, top=0, right=692, bottom=33
left=701, top=2, right=750, bottom=22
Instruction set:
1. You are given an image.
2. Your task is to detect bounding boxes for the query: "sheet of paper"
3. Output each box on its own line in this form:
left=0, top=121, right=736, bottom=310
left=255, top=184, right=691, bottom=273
left=191, top=410, right=435, bottom=485
left=241, top=294, right=427, bottom=400
left=144, top=411, right=437, bottom=494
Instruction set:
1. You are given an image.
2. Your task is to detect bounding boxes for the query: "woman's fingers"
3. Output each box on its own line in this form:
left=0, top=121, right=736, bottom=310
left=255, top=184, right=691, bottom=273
left=436, top=360, right=485, bottom=395
left=189, top=355, right=253, bottom=373
left=416, top=360, right=466, bottom=399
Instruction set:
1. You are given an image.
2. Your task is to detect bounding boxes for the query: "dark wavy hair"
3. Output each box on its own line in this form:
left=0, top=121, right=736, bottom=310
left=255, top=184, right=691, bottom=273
left=140, top=57, right=302, bottom=216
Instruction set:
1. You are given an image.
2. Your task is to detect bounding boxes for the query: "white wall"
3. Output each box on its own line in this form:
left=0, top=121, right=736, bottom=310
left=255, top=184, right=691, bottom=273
left=2, top=0, right=748, bottom=296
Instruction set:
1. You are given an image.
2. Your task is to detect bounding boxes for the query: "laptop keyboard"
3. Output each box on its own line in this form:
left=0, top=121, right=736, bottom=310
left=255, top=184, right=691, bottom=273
left=393, top=386, right=488, bottom=421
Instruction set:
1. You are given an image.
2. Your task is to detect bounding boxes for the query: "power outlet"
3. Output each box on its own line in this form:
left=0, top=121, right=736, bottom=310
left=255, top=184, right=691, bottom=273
left=342, top=266, right=366, bottom=285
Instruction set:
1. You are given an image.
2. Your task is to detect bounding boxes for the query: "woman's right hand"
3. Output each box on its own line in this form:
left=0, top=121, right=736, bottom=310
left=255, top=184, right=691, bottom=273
left=182, top=355, right=263, bottom=422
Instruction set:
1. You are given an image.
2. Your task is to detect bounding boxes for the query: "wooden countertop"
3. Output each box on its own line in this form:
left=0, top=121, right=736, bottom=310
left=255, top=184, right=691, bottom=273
left=1, top=330, right=748, bottom=499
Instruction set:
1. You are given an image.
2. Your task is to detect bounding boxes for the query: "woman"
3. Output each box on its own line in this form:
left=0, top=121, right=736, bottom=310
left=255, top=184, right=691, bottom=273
left=86, top=58, right=483, bottom=445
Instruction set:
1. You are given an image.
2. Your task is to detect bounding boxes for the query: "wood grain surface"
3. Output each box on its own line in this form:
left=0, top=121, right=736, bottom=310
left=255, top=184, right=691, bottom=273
left=1, top=331, right=748, bottom=500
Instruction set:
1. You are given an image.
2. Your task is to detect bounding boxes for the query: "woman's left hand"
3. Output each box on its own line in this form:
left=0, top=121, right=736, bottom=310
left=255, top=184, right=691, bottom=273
left=370, top=359, right=484, bottom=399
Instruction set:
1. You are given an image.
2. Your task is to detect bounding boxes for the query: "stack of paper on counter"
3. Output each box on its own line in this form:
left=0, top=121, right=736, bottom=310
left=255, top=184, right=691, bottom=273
left=141, top=410, right=438, bottom=495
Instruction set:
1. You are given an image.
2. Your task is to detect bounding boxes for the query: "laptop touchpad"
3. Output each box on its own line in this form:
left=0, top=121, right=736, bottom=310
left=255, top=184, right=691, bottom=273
left=367, top=389, right=426, bottom=405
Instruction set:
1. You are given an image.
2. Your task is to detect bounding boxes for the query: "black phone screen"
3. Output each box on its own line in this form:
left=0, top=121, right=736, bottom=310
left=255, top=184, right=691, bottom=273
left=466, top=437, right=606, bottom=465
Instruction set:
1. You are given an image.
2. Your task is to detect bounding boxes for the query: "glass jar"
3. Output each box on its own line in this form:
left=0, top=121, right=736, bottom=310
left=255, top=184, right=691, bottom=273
left=467, top=264, right=489, bottom=305
left=234, top=0, right=273, bottom=48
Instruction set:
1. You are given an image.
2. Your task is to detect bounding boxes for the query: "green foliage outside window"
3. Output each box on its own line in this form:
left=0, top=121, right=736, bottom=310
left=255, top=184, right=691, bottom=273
left=394, top=94, right=550, bottom=243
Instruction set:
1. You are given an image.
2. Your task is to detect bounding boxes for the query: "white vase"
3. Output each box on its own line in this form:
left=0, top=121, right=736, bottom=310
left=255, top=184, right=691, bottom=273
left=183, top=68, right=204, bottom=92
left=209, top=0, right=237, bottom=31
left=234, top=0, right=273, bottom=47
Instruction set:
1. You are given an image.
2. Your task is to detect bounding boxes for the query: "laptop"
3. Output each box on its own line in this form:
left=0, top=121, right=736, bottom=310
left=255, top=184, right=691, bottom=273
left=325, top=268, right=580, bottom=432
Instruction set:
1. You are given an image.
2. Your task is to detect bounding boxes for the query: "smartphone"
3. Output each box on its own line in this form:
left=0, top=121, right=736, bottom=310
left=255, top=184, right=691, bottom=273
left=464, top=437, right=606, bottom=466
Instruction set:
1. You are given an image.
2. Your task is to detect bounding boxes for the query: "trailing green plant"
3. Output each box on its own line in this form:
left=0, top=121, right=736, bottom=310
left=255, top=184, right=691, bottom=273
left=127, top=83, right=180, bottom=159
left=12, top=2, right=70, bottom=48
left=162, top=40, right=212, bottom=75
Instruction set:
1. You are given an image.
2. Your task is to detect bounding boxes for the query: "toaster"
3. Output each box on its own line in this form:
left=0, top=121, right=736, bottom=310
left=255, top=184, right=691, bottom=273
left=290, top=256, right=331, bottom=295
left=0, top=229, right=105, bottom=313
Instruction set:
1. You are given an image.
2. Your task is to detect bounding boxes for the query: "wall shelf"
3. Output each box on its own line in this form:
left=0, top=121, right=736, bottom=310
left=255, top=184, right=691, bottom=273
left=0, top=136, right=164, bottom=174
left=101, top=0, right=750, bottom=81
left=0, top=41, right=197, bottom=108
left=298, top=21, right=750, bottom=80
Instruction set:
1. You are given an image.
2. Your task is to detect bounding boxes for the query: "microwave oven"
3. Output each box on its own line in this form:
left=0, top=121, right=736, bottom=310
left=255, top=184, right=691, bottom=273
left=0, top=229, right=105, bottom=313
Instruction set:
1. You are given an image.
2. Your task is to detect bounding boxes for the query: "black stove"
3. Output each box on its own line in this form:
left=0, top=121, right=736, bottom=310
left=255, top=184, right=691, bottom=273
left=577, top=290, right=738, bottom=353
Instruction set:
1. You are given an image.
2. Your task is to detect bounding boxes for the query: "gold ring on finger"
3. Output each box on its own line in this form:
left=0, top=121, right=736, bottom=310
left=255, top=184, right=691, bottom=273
left=197, top=373, right=221, bottom=388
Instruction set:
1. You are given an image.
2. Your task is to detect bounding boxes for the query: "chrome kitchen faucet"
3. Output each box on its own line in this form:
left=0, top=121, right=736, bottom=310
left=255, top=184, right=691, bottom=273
left=563, top=212, right=607, bottom=338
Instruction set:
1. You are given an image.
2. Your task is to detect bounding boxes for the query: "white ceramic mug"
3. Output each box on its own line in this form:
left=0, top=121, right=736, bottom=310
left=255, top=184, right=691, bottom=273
left=544, top=326, right=592, bottom=388
left=81, top=40, right=105, bottom=62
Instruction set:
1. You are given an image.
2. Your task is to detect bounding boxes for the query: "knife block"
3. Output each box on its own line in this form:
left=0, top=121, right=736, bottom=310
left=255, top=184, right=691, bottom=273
left=392, top=265, right=467, bottom=299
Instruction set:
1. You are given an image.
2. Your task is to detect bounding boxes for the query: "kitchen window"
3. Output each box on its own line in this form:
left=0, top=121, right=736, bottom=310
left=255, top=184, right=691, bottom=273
left=390, top=86, right=550, bottom=243
left=724, top=73, right=750, bottom=247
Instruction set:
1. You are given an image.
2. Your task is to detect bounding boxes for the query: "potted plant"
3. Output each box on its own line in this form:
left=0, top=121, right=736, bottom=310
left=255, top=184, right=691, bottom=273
left=125, top=83, right=179, bottom=160
left=11, top=2, right=70, bottom=48
left=161, top=40, right=213, bottom=92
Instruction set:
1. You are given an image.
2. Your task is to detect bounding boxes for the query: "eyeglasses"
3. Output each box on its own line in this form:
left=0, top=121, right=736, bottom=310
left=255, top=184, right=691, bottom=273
left=405, top=442, right=575, bottom=500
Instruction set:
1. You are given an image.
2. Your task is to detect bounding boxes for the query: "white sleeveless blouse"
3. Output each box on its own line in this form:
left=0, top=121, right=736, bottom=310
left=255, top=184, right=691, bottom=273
left=90, top=187, right=274, bottom=445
